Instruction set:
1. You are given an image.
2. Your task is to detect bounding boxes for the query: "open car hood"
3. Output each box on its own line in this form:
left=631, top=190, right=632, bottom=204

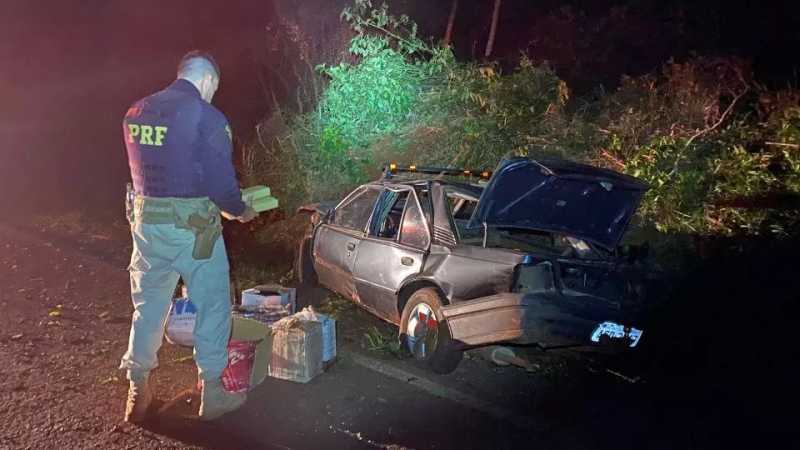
left=467, top=157, right=648, bottom=250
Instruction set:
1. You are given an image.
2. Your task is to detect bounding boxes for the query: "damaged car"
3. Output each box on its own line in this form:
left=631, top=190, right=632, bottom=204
left=296, top=157, right=650, bottom=373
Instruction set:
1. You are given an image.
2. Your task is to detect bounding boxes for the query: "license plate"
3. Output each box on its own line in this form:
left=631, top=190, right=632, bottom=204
left=591, top=321, right=643, bottom=347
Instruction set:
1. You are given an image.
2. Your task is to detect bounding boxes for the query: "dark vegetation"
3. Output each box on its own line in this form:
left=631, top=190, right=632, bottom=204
left=233, top=2, right=797, bottom=442
left=243, top=0, right=799, bottom=241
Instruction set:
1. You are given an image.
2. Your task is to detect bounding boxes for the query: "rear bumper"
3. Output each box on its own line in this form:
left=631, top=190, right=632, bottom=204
left=440, top=292, right=641, bottom=350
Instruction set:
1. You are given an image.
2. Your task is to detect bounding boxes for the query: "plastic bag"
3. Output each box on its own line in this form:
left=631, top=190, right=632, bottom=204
left=165, top=297, right=196, bottom=347
left=221, top=340, right=256, bottom=393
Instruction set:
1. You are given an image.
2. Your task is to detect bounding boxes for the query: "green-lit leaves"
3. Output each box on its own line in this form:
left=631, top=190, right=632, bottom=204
left=341, top=0, right=430, bottom=57
left=291, top=1, right=439, bottom=198
left=317, top=47, right=424, bottom=148
left=251, top=3, right=800, bottom=240
left=347, top=35, right=390, bottom=57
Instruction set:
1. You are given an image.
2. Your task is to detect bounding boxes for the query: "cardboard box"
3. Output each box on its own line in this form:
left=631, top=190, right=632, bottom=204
left=231, top=305, right=332, bottom=387
left=241, top=284, right=296, bottom=313
left=268, top=315, right=323, bottom=383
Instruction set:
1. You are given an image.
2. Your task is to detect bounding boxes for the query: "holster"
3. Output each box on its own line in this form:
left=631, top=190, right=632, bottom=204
left=131, top=195, right=222, bottom=261
left=180, top=213, right=222, bottom=260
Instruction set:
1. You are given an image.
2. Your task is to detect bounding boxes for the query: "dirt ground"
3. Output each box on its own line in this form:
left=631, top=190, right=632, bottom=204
left=0, top=215, right=795, bottom=449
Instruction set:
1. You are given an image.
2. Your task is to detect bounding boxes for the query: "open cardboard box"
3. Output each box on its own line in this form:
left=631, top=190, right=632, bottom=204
left=241, top=284, right=296, bottom=313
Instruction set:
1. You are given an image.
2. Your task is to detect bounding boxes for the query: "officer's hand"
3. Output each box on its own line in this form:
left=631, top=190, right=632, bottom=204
left=236, top=205, right=259, bottom=223
left=220, top=210, right=238, bottom=221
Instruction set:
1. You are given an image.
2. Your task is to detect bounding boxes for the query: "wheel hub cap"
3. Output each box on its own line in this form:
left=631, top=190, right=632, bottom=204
left=406, top=303, right=439, bottom=359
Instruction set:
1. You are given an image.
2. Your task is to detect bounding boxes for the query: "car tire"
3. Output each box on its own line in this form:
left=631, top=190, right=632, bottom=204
left=400, top=288, right=463, bottom=374
left=295, top=236, right=318, bottom=286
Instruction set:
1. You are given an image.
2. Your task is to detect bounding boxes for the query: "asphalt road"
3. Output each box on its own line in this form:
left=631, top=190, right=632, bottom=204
left=3, top=218, right=782, bottom=449
left=0, top=219, right=549, bottom=450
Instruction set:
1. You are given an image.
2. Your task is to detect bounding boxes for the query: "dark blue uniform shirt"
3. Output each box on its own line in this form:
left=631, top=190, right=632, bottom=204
left=123, top=79, right=246, bottom=216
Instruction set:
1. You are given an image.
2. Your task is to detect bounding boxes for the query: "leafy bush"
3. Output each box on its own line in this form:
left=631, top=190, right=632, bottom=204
left=287, top=1, right=441, bottom=201
left=594, top=58, right=800, bottom=237
left=246, top=1, right=799, bottom=240
left=253, top=1, right=593, bottom=207
left=315, top=37, right=428, bottom=150
left=403, top=57, right=584, bottom=169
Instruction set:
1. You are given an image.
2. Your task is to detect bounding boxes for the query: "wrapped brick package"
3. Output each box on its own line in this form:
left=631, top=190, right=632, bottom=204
left=241, top=185, right=279, bottom=213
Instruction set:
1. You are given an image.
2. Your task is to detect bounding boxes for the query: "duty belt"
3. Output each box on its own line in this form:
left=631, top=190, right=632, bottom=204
left=130, top=196, right=222, bottom=260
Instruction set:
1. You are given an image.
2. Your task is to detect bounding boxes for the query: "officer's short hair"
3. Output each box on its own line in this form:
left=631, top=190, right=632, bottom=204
left=177, top=50, right=220, bottom=81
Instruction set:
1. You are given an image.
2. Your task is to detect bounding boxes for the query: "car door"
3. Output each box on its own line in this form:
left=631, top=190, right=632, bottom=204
left=314, top=186, right=381, bottom=300
left=352, top=186, right=430, bottom=323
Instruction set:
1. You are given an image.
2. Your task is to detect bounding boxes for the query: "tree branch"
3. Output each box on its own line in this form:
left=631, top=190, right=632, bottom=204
left=765, top=141, right=800, bottom=149
left=684, top=86, right=748, bottom=149
left=485, top=0, right=502, bottom=58
left=362, top=21, right=431, bottom=55
left=443, top=0, right=459, bottom=46
left=669, top=86, right=749, bottom=177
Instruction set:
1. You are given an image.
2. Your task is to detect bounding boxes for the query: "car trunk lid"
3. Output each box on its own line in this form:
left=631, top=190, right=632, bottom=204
left=467, top=158, right=648, bottom=250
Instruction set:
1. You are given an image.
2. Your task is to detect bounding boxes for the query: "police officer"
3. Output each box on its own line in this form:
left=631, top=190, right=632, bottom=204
left=120, top=51, right=258, bottom=423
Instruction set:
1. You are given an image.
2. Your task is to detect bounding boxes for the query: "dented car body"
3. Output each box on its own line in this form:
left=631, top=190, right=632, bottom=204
left=298, top=157, right=649, bottom=371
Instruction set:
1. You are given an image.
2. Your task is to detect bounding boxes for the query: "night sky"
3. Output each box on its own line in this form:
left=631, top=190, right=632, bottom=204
left=1, top=0, right=797, bottom=215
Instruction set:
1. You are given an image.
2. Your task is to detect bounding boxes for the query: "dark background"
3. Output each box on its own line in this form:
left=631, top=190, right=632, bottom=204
left=0, top=0, right=276, bottom=214
left=1, top=0, right=798, bottom=215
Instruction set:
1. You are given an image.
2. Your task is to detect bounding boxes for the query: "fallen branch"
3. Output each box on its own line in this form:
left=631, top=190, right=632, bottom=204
left=765, top=141, right=800, bottom=149
left=670, top=86, right=749, bottom=177
left=599, top=149, right=626, bottom=170
left=688, top=87, right=748, bottom=148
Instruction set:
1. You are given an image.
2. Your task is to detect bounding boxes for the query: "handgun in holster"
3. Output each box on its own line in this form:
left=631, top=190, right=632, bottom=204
left=183, top=213, right=222, bottom=260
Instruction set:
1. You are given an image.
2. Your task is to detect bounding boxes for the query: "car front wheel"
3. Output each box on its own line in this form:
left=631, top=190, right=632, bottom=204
left=400, top=288, right=462, bottom=374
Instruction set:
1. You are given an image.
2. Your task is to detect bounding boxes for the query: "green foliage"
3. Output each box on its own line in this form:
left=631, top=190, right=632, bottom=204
left=315, top=45, right=426, bottom=149
left=403, top=57, right=583, bottom=170
left=340, top=0, right=428, bottom=56
left=363, top=325, right=402, bottom=356
left=247, top=1, right=800, bottom=239
left=281, top=1, right=438, bottom=200
left=765, top=105, right=800, bottom=194
left=616, top=135, right=709, bottom=233
left=258, top=1, right=597, bottom=207
left=596, top=59, right=800, bottom=237
left=706, top=145, right=777, bottom=235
